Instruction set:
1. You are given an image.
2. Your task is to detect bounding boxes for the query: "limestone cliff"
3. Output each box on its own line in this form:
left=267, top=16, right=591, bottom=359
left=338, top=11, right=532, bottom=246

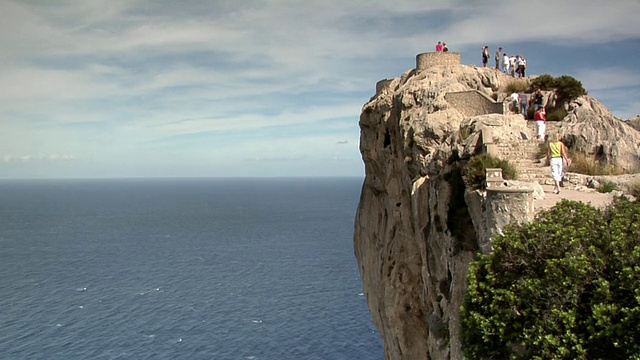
left=563, top=96, right=640, bottom=172
left=353, top=56, right=640, bottom=359
left=354, top=59, right=514, bottom=360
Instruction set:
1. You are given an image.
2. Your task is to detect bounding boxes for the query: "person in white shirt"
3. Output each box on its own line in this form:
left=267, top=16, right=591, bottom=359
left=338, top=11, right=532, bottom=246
left=516, top=56, right=527, bottom=77
left=509, top=56, right=517, bottom=76
left=502, top=53, right=509, bottom=74
left=510, top=92, right=519, bottom=113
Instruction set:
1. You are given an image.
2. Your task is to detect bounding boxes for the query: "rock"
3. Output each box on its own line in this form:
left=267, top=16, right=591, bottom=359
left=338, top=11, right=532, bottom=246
left=562, top=96, right=640, bottom=172
left=504, top=180, right=545, bottom=199
left=627, top=115, right=640, bottom=131
left=355, top=60, right=640, bottom=360
left=356, top=62, right=541, bottom=360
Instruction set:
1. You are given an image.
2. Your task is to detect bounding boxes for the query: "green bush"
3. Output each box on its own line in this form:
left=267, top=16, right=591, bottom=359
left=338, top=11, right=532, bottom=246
left=554, top=75, right=587, bottom=104
left=529, top=74, right=587, bottom=107
left=596, top=181, right=618, bottom=193
left=530, top=74, right=556, bottom=90
left=460, top=199, right=640, bottom=360
left=463, top=154, right=517, bottom=190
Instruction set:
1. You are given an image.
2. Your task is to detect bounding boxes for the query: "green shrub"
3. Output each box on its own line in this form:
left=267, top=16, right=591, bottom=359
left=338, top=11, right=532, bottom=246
left=596, top=181, right=618, bottom=193
left=460, top=198, right=640, bottom=360
left=463, top=154, right=517, bottom=190
left=554, top=75, right=587, bottom=104
left=530, top=74, right=556, bottom=90
left=529, top=74, right=587, bottom=105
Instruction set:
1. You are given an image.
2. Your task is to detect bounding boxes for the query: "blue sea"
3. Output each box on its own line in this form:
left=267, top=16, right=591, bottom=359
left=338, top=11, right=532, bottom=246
left=0, top=177, right=383, bottom=360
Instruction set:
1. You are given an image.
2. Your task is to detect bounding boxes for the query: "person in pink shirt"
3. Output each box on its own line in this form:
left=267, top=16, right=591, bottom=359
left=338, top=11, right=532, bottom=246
left=435, top=41, right=443, bottom=52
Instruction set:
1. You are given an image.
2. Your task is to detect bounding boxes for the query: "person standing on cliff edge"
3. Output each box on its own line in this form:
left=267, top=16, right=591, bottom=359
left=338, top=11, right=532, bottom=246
left=435, top=41, right=443, bottom=52
left=547, top=133, right=571, bottom=194
left=482, top=46, right=489, bottom=67
left=495, top=47, right=502, bottom=69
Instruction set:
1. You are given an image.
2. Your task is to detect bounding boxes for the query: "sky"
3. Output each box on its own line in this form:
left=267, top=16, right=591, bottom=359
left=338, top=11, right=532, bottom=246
left=1, top=0, right=639, bottom=179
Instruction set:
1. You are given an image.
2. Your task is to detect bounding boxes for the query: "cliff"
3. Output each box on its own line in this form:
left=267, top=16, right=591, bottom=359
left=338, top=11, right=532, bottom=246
left=354, top=54, right=640, bottom=359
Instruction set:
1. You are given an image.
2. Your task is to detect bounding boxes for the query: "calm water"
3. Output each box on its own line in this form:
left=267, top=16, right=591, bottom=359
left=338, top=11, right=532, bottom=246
left=0, top=178, right=383, bottom=360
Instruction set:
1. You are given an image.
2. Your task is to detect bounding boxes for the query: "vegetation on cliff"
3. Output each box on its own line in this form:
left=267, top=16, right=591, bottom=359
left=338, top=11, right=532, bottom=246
left=463, top=154, right=518, bottom=190
left=460, top=198, right=640, bottom=360
left=530, top=74, right=587, bottom=121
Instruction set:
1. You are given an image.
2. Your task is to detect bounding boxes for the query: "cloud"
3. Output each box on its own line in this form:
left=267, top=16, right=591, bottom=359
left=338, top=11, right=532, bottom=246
left=1, top=0, right=638, bottom=178
left=575, top=67, right=640, bottom=91
left=3, top=154, right=75, bottom=163
left=436, top=0, right=640, bottom=47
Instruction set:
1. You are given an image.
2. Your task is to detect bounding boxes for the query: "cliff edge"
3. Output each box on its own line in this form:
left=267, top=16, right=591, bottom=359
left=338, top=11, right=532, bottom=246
left=354, top=55, right=640, bottom=359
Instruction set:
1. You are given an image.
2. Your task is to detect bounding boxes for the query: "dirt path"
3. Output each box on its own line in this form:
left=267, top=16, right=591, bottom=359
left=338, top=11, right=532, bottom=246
left=534, top=184, right=615, bottom=213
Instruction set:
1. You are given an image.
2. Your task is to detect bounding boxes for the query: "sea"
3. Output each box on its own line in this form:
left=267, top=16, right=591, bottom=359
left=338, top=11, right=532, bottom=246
left=0, top=177, right=384, bottom=360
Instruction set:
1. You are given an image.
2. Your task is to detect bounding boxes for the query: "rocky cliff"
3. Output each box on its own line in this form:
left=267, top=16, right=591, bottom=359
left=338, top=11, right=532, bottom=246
left=354, top=59, right=640, bottom=359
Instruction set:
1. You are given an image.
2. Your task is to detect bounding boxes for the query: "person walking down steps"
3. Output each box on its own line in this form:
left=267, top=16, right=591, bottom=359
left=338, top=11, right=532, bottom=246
left=547, top=133, right=572, bottom=194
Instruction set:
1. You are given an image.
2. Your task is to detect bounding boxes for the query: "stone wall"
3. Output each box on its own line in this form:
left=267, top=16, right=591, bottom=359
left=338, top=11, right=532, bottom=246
left=444, top=90, right=505, bottom=118
left=416, top=52, right=461, bottom=72
left=375, top=78, right=395, bottom=96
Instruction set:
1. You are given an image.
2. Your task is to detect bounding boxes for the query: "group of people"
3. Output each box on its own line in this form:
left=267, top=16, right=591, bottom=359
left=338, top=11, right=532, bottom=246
left=532, top=90, right=570, bottom=194
left=481, top=46, right=527, bottom=77
left=509, top=88, right=544, bottom=120
left=432, top=42, right=570, bottom=195
left=435, top=41, right=449, bottom=52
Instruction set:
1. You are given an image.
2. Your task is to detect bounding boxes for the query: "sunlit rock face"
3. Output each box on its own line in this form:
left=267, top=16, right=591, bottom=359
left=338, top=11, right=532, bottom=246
left=354, top=62, right=639, bottom=359
left=562, top=95, right=640, bottom=172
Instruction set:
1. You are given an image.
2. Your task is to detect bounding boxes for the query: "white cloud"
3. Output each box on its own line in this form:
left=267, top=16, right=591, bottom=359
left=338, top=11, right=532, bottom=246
left=0, top=0, right=638, bottom=178
left=575, top=67, right=640, bottom=91
left=438, top=0, right=640, bottom=47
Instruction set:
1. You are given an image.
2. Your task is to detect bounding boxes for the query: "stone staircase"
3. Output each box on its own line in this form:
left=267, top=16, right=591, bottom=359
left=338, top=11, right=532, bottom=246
left=495, top=120, right=563, bottom=185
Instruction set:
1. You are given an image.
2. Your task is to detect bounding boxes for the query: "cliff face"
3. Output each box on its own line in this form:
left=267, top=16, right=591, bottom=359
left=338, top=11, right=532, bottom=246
left=354, top=60, right=640, bottom=359
left=354, top=63, right=510, bottom=360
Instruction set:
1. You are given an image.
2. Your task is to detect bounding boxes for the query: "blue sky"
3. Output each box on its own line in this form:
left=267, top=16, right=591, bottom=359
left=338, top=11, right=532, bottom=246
left=1, top=0, right=639, bottom=179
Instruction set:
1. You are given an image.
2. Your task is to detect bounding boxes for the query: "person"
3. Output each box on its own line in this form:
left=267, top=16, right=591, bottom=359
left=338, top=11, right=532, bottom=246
left=435, top=41, right=443, bottom=52
left=502, top=53, right=509, bottom=73
left=518, top=92, right=528, bottom=116
left=533, top=89, right=544, bottom=110
left=516, top=55, right=526, bottom=77
left=547, top=133, right=571, bottom=194
left=509, top=55, right=517, bottom=76
left=534, top=107, right=546, bottom=140
left=495, top=47, right=502, bottom=69
left=482, top=46, right=489, bottom=67
left=442, top=42, right=448, bottom=52
left=510, top=92, right=519, bottom=113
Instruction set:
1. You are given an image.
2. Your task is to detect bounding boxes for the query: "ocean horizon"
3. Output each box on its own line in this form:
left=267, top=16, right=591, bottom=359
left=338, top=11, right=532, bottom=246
left=0, top=177, right=383, bottom=359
